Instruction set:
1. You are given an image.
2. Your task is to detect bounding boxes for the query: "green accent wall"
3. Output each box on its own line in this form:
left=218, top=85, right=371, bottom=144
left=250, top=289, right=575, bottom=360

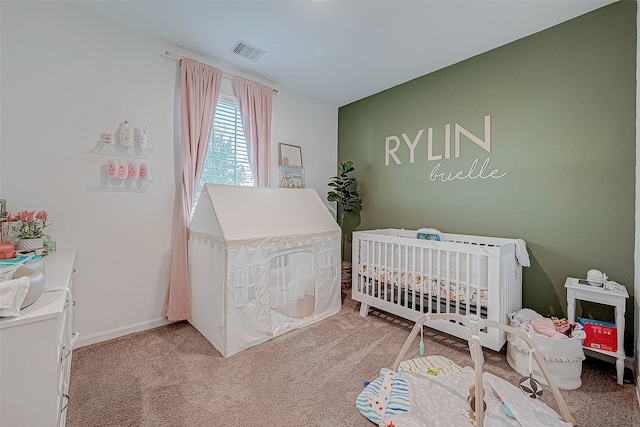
left=338, top=2, right=636, bottom=354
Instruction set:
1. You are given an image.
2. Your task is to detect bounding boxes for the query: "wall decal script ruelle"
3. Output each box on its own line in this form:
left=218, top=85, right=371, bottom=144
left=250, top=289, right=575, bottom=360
left=384, top=115, right=508, bottom=182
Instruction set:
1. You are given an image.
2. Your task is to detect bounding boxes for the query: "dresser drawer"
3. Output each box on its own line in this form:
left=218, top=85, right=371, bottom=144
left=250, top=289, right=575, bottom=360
left=0, top=250, right=77, bottom=427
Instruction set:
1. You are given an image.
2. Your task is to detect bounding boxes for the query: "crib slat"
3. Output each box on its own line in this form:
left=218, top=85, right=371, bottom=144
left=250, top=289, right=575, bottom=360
left=464, top=250, right=470, bottom=317
left=376, top=241, right=381, bottom=298
left=427, top=247, right=433, bottom=314
left=448, top=250, right=453, bottom=312
left=384, top=241, right=389, bottom=302
left=454, top=251, right=460, bottom=316
left=436, top=249, right=441, bottom=313
left=411, top=245, right=417, bottom=311
left=403, top=244, right=408, bottom=308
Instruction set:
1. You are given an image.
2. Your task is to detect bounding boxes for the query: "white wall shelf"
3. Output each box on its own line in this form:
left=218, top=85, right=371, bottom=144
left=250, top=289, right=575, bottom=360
left=86, top=138, right=154, bottom=192
left=86, top=178, right=152, bottom=193
left=86, top=142, right=153, bottom=159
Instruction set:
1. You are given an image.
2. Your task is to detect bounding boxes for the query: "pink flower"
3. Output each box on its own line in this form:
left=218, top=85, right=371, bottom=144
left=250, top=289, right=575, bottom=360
left=15, top=210, right=28, bottom=221
left=7, top=209, right=50, bottom=239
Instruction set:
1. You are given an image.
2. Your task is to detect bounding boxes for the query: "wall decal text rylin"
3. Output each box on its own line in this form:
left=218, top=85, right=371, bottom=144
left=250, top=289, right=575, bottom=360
left=384, top=115, right=507, bottom=182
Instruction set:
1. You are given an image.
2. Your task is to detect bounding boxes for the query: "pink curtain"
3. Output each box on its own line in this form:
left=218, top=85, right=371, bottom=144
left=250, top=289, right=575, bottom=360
left=164, top=58, right=223, bottom=321
left=233, top=76, right=273, bottom=187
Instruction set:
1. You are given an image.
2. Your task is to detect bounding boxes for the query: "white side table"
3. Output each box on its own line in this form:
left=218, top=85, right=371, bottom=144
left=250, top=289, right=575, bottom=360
left=565, top=277, right=629, bottom=385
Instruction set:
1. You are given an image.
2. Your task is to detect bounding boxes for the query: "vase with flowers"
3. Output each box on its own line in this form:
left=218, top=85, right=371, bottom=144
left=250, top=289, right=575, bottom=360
left=7, top=210, right=49, bottom=252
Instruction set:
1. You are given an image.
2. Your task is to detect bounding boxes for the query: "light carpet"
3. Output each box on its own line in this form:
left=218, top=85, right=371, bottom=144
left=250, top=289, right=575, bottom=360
left=67, top=294, right=638, bottom=427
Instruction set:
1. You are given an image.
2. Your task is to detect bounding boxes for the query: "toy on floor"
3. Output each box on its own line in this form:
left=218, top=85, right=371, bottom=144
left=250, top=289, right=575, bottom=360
left=465, top=385, right=487, bottom=425
left=518, top=347, right=544, bottom=399
left=356, top=313, right=576, bottom=427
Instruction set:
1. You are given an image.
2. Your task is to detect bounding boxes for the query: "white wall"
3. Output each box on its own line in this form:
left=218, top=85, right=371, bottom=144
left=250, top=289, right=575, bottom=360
left=0, top=2, right=337, bottom=346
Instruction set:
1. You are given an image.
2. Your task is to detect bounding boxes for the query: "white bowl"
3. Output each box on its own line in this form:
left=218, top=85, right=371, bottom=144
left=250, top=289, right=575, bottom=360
left=13, top=264, right=45, bottom=309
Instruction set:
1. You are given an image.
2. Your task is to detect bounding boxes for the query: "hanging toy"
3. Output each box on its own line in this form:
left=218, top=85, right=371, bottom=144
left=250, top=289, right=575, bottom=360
left=520, top=376, right=543, bottom=399
left=419, top=324, right=425, bottom=356
left=519, top=348, right=543, bottom=399
left=466, top=385, right=487, bottom=425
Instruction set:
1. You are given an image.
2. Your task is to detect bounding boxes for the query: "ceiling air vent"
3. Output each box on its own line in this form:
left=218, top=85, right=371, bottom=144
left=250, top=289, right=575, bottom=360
left=230, top=40, right=266, bottom=62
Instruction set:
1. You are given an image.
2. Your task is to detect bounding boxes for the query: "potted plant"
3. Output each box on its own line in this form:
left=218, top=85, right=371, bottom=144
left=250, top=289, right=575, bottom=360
left=7, top=210, right=49, bottom=252
left=327, top=161, right=362, bottom=256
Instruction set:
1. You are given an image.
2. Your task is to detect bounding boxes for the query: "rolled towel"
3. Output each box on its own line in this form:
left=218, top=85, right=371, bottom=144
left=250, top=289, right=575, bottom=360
left=514, top=239, right=530, bottom=267
left=0, top=276, right=30, bottom=317
left=508, top=308, right=541, bottom=333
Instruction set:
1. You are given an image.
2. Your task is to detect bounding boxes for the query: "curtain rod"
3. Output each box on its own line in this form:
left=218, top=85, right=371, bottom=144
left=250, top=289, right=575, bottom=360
left=164, top=50, right=278, bottom=94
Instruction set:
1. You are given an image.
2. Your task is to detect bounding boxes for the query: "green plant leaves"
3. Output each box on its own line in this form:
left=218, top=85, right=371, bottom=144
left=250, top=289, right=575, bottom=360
left=327, top=161, right=362, bottom=221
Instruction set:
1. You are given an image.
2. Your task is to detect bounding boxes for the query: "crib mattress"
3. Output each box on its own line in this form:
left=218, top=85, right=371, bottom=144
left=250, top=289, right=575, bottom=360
left=358, top=264, right=489, bottom=308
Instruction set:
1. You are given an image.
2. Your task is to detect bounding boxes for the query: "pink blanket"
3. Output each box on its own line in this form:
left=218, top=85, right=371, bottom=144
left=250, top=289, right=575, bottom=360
left=530, top=317, right=568, bottom=339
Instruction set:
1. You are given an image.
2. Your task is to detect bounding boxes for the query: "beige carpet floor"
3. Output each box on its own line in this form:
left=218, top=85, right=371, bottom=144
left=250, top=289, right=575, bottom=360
left=67, top=293, right=638, bottom=427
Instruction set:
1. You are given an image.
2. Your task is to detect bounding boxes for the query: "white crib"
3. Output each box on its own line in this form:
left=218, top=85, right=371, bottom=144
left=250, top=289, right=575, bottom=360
left=352, top=229, right=524, bottom=351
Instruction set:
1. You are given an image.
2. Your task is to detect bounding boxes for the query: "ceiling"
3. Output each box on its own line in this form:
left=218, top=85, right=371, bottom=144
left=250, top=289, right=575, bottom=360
left=70, top=1, right=615, bottom=107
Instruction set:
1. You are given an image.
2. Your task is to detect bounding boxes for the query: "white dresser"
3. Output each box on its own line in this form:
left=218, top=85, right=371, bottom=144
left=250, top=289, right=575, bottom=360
left=0, top=250, right=77, bottom=427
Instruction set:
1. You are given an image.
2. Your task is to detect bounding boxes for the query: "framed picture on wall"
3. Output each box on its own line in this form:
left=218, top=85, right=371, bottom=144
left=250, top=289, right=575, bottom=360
left=278, top=143, right=303, bottom=168
left=279, top=165, right=305, bottom=188
left=292, top=175, right=305, bottom=188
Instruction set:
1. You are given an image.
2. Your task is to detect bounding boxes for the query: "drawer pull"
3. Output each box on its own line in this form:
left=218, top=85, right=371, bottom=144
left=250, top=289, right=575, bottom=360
left=72, top=268, right=76, bottom=273
left=70, top=332, right=80, bottom=347
left=60, top=394, right=70, bottom=413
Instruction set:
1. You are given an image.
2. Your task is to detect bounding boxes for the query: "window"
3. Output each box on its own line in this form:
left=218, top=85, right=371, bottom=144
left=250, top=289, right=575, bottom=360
left=194, top=96, right=254, bottom=208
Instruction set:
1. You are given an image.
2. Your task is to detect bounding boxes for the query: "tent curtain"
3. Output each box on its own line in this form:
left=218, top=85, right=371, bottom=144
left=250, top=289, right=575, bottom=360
left=164, top=58, right=223, bottom=321
left=233, top=76, right=273, bottom=187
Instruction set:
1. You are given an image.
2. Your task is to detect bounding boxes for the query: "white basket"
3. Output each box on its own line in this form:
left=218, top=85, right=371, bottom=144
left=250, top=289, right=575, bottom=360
left=506, top=322, right=585, bottom=390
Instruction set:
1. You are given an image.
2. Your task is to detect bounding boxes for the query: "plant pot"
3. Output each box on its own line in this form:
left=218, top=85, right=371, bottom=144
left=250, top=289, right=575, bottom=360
left=17, top=238, right=43, bottom=252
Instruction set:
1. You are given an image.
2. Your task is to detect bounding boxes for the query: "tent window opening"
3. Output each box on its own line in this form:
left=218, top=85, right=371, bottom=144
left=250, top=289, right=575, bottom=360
left=194, top=96, right=255, bottom=215
left=232, top=261, right=269, bottom=308
left=316, top=249, right=338, bottom=282
left=269, top=250, right=315, bottom=319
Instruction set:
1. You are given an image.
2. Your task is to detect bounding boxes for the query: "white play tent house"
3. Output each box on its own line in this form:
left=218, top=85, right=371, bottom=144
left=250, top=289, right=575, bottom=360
left=188, top=184, right=342, bottom=357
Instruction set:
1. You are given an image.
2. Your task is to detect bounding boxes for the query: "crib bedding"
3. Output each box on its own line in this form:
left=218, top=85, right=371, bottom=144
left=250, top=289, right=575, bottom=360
left=358, top=263, right=489, bottom=308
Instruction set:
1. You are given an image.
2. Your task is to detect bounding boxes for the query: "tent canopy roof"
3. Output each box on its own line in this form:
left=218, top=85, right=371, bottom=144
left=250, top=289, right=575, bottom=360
left=191, top=184, right=340, bottom=243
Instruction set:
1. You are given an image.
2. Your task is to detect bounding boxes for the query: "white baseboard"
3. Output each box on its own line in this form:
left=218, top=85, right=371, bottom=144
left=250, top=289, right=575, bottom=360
left=75, top=318, right=174, bottom=348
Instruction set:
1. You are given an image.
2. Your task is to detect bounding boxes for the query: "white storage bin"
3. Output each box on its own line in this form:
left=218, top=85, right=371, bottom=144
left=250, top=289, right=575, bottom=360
left=506, top=321, right=585, bottom=390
